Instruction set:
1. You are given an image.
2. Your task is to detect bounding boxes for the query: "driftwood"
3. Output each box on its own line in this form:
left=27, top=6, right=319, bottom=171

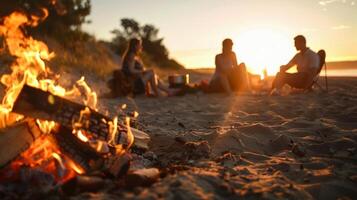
left=12, top=85, right=128, bottom=145
left=0, top=119, right=42, bottom=167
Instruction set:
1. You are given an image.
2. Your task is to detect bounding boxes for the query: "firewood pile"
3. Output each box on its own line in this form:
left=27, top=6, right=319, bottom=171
left=0, top=11, right=158, bottom=199
left=0, top=85, right=157, bottom=198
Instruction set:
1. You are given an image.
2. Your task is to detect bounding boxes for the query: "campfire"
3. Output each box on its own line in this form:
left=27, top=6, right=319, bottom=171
left=0, top=11, right=138, bottom=188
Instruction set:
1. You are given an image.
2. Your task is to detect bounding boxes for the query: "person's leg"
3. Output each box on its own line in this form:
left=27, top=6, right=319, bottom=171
left=142, top=70, right=178, bottom=96
left=218, top=74, right=232, bottom=94
left=157, top=78, right=170, bottom=93
left=284, top=72, right=310, bottom=89
left=141, top=70, right=160, bottom=96
left=270, top=72, right=286, bottom=95
left=238, top=63, right=251, bottom=91
left=272, top=72, right=309, bottom=91
left=228, top=68, right=239, bottom=91
left=271, top=72, right=287, bottom=90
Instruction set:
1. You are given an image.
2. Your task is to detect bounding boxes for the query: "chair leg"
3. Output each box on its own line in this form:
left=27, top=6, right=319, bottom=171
left=314, top=83, right=326, bottom=92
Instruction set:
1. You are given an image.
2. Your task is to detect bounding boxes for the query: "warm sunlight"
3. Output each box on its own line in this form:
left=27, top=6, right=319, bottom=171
left=1, top=1, right=357, bottom=199
left=235, top=28, right=295, bottom=77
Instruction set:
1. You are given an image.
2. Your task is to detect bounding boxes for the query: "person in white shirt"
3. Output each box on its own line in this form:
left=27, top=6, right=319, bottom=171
left=271, top=35, right=320, bottom=94
left=209, top=38, right=250, bottom=94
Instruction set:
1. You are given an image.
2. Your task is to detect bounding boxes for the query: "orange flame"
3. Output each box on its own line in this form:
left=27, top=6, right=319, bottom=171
left=125, top=116, right=134, bottom=149
left=76, top=130, right=89, bottom=143
left=0, top=11, right=98, bottom=132
left=0, top=10, right=134, bottom=182
left=8, top=136, right=83, bottom=182
left=0, top=11, right=98, bottom=180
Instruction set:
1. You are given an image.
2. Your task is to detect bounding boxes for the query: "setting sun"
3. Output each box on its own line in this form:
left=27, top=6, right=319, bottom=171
left=235, top=28, right=295, bottom=77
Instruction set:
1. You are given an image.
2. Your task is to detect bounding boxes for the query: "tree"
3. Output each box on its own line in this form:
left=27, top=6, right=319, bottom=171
left=0, top=0, right=91, bottom=42
left=111, top=18, right=184, bottom=70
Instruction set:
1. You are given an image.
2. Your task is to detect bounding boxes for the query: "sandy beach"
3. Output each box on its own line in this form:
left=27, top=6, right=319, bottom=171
left=63, top=75, right=355, bottom=200
left=0, top=67, right=356, bottom=199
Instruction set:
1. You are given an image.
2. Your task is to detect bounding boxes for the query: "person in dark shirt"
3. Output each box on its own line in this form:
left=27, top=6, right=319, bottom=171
left=121, top=38, right=176, bottom=96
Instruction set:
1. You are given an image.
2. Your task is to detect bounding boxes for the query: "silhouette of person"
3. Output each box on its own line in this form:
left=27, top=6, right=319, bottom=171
left=121, top=38, right=177, bottom=96
left=270, top=35, right=320, bottom=95
left=209, top=38, right=250, bottom=94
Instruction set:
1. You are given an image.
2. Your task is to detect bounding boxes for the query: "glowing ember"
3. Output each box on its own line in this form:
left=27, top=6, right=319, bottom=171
left=133, top=111, right=139, bottom=118
left=6, top=136, right=83, bottom=183
left=76, top=77, right=98, bottom=110
left=108, top=117, right=118, bottom=145
left=125, top=117, right=134, bottom=149
left=75, top=130, right=89, bottom=143
left=121, top=104, right=127, bottom=109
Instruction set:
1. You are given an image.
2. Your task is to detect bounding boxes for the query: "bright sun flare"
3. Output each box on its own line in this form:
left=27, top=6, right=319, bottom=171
left=235, top=28, right=295, bottom=77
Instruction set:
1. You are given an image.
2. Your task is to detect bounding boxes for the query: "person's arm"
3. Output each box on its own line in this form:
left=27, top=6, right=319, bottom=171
left=280, top=54, right=297, bottom=72
left=232, top=52, right=239, bottom=67
left=127, top=55, right=143, bottom=75
left=215, top=55, right=232, bottom=94
left=215, top=55, right=223, bottom=74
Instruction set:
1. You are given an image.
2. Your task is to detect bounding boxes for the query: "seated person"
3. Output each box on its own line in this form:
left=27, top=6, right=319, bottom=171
left=209, top=38, right=250, bottom=94
left=121, top=38, right=177, bottom=97
left=270, top=35, right=320, bottom=95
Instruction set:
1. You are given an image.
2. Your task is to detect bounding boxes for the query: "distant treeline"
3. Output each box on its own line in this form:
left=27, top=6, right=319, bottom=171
left=0, top=0, right=184, bottom=71
left=0, top=0, right=92, bottom=43
left=110, top=18, right=184, bottom=70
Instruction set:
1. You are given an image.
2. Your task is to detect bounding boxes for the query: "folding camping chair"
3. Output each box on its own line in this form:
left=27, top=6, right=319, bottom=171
left=305, top=49, right=328, bottom=92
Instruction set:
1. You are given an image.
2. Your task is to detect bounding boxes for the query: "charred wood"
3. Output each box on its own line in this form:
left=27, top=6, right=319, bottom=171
left=12, top=85, right=128, bottom=145
left=106, top=152, right=131, bottom=178
left=48, top=126, right=104, bottom=173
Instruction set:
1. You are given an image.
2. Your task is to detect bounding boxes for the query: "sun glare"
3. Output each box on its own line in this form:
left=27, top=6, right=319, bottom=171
left=235, top=28, right=295, bottom=77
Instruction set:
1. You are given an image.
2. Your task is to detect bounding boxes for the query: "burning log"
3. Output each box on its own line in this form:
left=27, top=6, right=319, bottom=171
left=12, top=85, right=128, bottom=146
left=0, top=119, right=42, bottom=167
left=48, top=126, right=104, bottom=173
left=12, top=84, right=150, bottom=150
left=0, top=9, right=141, bottom=186
left=41, top=123, right=133, bottom=176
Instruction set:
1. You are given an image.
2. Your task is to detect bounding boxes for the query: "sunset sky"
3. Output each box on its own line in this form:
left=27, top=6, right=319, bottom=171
left=84, top=0, right=357, bottom=74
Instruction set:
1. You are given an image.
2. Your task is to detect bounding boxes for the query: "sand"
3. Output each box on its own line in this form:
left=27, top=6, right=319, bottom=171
left=69, top=76, right=356, bottom=200
left=1, top=69, right=356, bottom=199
